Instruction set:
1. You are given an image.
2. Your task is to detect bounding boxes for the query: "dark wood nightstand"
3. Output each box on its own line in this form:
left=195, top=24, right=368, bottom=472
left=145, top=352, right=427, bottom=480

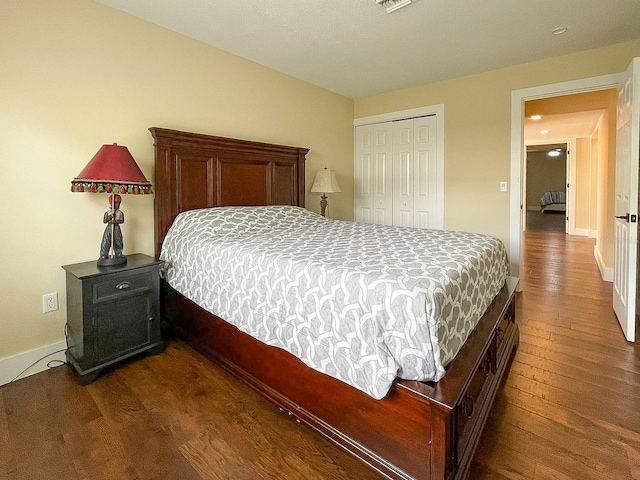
left=62, top=253, right=163, bottom=384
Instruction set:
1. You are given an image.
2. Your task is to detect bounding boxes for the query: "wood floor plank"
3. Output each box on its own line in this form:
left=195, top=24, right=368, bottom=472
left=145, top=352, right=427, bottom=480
left=499, top=400, right=631, bottom=478
left=501, top=383, right=640, bottom=456
left=533, top=464, right=577, bottom=480
left=485, top=421, right=609, bottom=480
left=3, top=372, right=79, bottom=480
left=518, top=331, right=640, bottom=373
left=523, top=318, right=628, bottom=350
left=179, top=428, right=268, bottom=480
left=85, top=367, right=152, bottom=432
left=44, top=365, right=102, bottom=434
left=624, top=444, right=640, bottom=480
left=513, top=350, right=640, bottom=395
left=62, top=416, right=135, bottom=480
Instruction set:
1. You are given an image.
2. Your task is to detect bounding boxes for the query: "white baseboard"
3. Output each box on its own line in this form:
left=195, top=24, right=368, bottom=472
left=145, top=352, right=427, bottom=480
left=573, top=228, right=589, bottom=237
left=0, top=341, right=67, bottom=386
left=588, top=230, right=597, bottom=239
left=594, top=245, right=614, bottom=283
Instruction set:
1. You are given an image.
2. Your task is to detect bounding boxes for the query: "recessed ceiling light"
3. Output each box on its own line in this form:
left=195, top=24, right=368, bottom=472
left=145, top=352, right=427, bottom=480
left=552, top=27, right=568, bottom=35
left=530, top=115, right=542, bottom=120
left=540, top=130, right=550, bottom=135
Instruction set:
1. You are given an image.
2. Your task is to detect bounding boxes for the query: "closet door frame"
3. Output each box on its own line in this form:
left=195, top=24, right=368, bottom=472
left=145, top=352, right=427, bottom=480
left=354, top=104, right=445, bottom=229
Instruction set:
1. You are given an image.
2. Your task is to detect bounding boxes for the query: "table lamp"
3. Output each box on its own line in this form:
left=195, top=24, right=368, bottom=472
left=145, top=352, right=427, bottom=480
left=71, top=143, right=152, bottom=267
left=310, top=167, right=341, bottom=217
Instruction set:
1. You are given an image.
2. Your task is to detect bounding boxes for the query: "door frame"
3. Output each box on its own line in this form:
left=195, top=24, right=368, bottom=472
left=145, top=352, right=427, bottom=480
left=510, top=74, right=622, bottom=277
left=354, top=104, right=445, bottom=229
left=523, top=140, right=573, bottom=234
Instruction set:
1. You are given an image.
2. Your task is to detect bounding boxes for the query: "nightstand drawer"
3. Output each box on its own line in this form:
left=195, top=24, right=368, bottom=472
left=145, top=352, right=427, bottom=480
left=93, top=271, right=152, bottom=302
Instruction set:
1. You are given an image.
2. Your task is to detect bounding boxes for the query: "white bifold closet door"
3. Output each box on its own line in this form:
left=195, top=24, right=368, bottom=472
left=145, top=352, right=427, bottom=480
left=355, top=121, right=393, bottom=225
left=355, top=115, right=440, bottom=229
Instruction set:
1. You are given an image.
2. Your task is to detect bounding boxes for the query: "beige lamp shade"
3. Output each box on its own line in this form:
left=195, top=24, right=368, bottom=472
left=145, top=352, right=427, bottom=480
left=310, top=168, right=341, bottom=194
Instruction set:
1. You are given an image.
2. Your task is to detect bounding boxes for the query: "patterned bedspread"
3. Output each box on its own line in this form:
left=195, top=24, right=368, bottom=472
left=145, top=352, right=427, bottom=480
left=160, top=206, right=509, bottom=399
left=540, top=191, right=566, bottom=208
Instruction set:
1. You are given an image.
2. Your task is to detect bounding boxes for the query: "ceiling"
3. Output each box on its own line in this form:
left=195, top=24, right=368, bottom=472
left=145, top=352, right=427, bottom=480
left=526, top=143, right=567, bottom=154
left=94, top=0, right=640, bottom=99
left=524, top=110, right=605, bottom=144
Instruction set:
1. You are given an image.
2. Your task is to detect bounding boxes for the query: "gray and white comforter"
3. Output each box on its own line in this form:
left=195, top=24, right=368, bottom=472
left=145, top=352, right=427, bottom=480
left=160, top=206, right=509, bottom=399
left=540, top=191, right=566, bottom=208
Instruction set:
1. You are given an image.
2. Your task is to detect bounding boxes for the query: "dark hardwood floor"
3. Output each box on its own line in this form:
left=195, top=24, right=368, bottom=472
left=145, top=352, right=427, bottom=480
left=1, top=230, right=638, bottom=479
left=0, top=342, right=380, bottom=480
left=470, top=230, right=638, bottom=480
left=526, top=210, right=566, bottom=233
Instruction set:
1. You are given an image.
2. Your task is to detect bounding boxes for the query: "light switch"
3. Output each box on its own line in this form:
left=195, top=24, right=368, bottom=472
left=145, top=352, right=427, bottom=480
left=500, top=181, right=508, bottom=192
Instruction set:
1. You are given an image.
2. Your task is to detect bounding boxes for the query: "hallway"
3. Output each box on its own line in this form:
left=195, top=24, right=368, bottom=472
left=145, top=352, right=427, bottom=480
left=471, top=231, right=640, bottom=479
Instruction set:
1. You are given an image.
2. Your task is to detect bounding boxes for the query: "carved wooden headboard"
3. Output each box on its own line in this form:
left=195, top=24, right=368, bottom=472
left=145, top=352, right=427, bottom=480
left=150, top=127, right=309, bottom=258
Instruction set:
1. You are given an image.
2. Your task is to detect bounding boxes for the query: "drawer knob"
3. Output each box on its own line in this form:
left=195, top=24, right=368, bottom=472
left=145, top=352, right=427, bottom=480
left=461, top=394, right=475, bottom=418
left=116, top=282, right=131, bottom=290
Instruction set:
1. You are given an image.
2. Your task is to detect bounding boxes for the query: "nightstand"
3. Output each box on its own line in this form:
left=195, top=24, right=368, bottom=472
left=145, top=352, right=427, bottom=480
left=62, top=253, right=163, bottom=384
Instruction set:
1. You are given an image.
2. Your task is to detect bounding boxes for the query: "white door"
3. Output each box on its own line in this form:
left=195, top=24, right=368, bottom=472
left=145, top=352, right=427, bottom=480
left=392, top=119, right=414, bottom=227
left=355, top=123, right=393, bottom=225
left=613, top=57, right=640, bottom=342
left=413, top=115, right=439, bottom=229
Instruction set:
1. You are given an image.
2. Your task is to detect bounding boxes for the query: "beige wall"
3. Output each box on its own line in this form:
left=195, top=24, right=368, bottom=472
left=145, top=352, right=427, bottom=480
left=590, top=135, right=599, bottom=231
left=574, top=138, right=592, bottom=230
left=355, top=41, right=640, bottom=251
left=525, top=150, right=566, bottom=209
left=0, top=0, right=354, bottom=358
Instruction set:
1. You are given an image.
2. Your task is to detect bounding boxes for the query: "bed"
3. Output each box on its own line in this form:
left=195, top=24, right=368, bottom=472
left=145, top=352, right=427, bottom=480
left=151, top=127, right=519, bottom=480
left=540, top=191, right=566, bottom=212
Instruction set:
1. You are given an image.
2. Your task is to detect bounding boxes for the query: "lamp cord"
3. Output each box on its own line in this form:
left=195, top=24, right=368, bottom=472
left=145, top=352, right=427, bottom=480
left=8, top=348, right=67, bottom=384
left=8, top=323, right=69, bottom=384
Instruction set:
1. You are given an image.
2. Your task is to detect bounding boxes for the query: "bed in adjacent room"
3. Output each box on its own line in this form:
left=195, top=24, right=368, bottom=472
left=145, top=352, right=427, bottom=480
left=540, top=190, right=566, bottom=212
left=151, top=127, right=519, bottom=480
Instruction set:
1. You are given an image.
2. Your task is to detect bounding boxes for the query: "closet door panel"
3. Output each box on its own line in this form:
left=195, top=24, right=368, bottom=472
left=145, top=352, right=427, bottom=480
left=393, top=119, right=415, bottom=227
left=413, top=116, right=439, bottom=229
left=356, top=124, right=393, bottom=225
left=355, top=127, right=374, bottom=223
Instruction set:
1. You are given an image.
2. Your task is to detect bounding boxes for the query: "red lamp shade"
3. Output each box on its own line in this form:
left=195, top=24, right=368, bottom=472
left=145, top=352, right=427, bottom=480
left=71, top=143, right=152, bottom=194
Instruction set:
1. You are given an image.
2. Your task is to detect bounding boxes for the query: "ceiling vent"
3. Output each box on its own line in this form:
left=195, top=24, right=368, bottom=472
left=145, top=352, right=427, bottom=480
left=376, top=0, right=413, bottom=14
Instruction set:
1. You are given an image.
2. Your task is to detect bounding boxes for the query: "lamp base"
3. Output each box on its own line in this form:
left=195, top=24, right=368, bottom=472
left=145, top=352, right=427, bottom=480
left=97, top=255, right=127, bottom=268
left=319, top=194, right=328, bottom=217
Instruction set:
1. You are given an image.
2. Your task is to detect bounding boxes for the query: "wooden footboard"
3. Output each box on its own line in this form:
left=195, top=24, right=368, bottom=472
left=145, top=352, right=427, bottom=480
left=161, top=277, right=519, bottom=480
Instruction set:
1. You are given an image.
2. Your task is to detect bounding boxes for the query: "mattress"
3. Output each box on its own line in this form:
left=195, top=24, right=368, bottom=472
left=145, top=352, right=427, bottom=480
left=160, top=206, right=509, bottom=399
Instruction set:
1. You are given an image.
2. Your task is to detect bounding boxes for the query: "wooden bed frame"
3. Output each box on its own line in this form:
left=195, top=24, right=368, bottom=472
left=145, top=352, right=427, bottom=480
left=151, top=127, right=519, bottom=480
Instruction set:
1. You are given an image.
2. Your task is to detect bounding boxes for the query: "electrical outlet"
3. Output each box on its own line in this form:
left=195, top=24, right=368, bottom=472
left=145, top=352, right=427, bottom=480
left=500, top=181, right=508, bottom=192
left=43, top=292, right=58, bottom=313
